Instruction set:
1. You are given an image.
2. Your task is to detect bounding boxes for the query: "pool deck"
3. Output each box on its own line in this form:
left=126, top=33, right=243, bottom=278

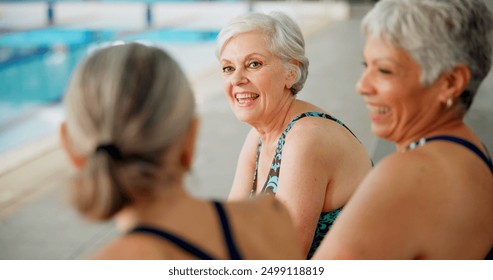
left=0, top=1, right=492, bottom=259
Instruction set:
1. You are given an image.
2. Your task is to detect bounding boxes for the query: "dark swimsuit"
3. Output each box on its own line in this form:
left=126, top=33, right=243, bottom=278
left=128, top=201, right=242, bottom=260
left=250, top=112, right=364, bottom=259
left=406, top=135, right=493, bottom=260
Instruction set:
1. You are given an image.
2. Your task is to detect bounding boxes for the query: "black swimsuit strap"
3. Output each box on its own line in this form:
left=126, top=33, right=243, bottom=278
left=425, top=135, right=493, bottom=174
left=130, top=226, right=215, bottom=260
left=285, top=112, right=359, bottom=139
left=213, top=201, right=243, bottom=260
left=486, top=248, right=493, bottom=260
left=129, top=202, right=242, bottom=260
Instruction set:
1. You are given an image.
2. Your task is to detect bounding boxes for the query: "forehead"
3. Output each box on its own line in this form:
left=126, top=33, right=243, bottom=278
left=220, top=30, right=271, bottom=59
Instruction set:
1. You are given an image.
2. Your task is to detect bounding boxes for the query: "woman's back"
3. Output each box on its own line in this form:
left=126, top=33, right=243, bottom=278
left=406, top=138, right=493, bottom=259
left=317, top=134, right=493, bottom=259
left=91, top=195, right=302, bottom=260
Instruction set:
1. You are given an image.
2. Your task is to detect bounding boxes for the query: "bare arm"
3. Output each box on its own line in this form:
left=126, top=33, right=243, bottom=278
left=229, top=195, right=304, bottom=259
left=228, top=128, right=260, bottom=201
left=274, top=123, right=337, bottom=256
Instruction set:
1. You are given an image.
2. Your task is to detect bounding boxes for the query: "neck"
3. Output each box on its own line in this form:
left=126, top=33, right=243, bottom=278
left=115, top=183, right=191, bottom=232
left=254, top=95, right=296, bottom=146
left=396, top=115, right=466, bottom=152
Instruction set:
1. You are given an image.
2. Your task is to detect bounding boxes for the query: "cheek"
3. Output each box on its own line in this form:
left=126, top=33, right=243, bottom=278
left=379, top=82, right=394, bottom=93
left=264, top=77, right=283, bottom=93
left=378, top=79, right=398, bottom=95
left=222, top=77, right=232, bottom=93
left=377, top=80, right=407, bottom=105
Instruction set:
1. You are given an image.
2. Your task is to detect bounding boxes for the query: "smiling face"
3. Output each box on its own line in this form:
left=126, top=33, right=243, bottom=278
left=356, top=35, right=444, bottom=144
left=219, top=31, right=295, bottom=125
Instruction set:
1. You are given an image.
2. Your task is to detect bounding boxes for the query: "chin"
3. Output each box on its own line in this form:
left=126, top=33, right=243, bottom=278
left=232, top=110, right=251, bottom=123
left=371, top=125, right=392, bottom=141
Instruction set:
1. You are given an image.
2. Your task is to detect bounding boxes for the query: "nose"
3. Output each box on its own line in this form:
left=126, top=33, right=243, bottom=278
left=356, top=69, right=373, bottom=96
left=231, top=68, right=248, bottom=86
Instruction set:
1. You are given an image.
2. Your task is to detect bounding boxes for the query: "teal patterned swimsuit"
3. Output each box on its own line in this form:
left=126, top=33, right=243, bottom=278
left=250, top=112, right=360, bottom=259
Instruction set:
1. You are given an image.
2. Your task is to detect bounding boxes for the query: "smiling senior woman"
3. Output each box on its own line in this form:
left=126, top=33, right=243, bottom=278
left=216, top=12, right=372, bottom=258
left=313, top=0, right=493, bottom=260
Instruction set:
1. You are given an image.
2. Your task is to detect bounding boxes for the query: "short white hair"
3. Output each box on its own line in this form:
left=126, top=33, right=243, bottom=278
left=362, top=0, right=493, bottom=112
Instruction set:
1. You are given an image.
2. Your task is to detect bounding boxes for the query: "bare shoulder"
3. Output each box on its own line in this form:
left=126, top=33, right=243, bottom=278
left=286, top=113, right=362, bottom=149
left=225, top=196, right=303, bottom=259
left=356, top=150, right=443, bottom=207
left=89, top=234, right=169, bottom=260
left=283, top=113, right=370, bottom=174
left=374, top=149, right=438, bottom=181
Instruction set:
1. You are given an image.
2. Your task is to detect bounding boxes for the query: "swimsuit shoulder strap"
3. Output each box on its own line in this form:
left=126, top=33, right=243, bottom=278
left=129, top=202, right=243, bottom=260
left=129, top=226, right=216, bottom=260
left=425, top=135, right=493, bottom=174
left=213, top=201, right=243, bottom=260
left=486, top=247, right=493, bottom=260
left=282, top=112, right=357, bottom=139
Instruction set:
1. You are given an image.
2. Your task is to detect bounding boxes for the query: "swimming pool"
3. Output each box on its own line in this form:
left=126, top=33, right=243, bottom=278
left=0, top=26, right=219, bottom=154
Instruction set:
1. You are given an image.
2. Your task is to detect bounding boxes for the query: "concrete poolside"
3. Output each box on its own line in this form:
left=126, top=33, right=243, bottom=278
left=0, top=1, right=492, bottom=260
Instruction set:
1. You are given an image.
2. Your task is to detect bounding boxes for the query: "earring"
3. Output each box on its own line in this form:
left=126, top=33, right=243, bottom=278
left=446, top=97, right=453, bottom=109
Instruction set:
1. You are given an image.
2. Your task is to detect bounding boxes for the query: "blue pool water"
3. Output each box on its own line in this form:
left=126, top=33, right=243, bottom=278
left=0, top=27, right=219, bottom=153
left=0, top=29, right=114, bottom=107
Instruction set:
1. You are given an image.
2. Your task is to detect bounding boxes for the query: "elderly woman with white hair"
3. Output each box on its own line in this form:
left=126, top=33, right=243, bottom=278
left=60, top=43, right=303, bottom=259
left=313, top=0, right=493, bottom=260
left=216, top=12, right=373, bottom=259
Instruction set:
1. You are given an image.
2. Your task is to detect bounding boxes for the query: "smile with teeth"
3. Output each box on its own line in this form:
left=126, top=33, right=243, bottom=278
left=367, top=104, right=391, bottom=115
left=235, top=93, right=259, bottom=105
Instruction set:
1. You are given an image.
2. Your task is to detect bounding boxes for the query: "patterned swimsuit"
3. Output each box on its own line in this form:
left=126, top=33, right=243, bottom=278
left=250, top=112, right=363, bottom=259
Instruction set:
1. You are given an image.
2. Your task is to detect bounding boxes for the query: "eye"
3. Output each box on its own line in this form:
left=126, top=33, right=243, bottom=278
left=361, top=61, right=368, bottom=68
left=222, top=65, right=234, bottom=73
left=248, top=61, right=262, bottom=69
left=378, top=68, right=393, bottom=74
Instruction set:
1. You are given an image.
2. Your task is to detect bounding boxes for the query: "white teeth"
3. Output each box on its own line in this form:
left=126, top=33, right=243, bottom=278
left=236, top=93, right=259, bottom=99
left=367, top=105, right=390, bottom=114
left=235, top=93, right=259, bottom=104
left=377, top=107, right=390, bottom=114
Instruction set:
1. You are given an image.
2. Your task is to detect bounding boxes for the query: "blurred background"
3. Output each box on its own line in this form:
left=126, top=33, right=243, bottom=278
left=0, top=0, right=491, bottom=259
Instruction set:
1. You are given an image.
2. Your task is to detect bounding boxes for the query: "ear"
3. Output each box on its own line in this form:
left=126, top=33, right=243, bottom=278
left=180, top=117, right=200, bottom=171
left=59, top=122, right=86, bottom=169
left=437, top=65, right=471, bottom=103
left=285, top=60, right=300, bottom=89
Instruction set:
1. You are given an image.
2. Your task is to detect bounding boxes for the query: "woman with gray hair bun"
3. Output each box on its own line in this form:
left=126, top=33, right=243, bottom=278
left=60, top=43, right=302, bottom=259
left=217, top=12, right=372, bottom=259
left=313, top=0, right=493, bottom=259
